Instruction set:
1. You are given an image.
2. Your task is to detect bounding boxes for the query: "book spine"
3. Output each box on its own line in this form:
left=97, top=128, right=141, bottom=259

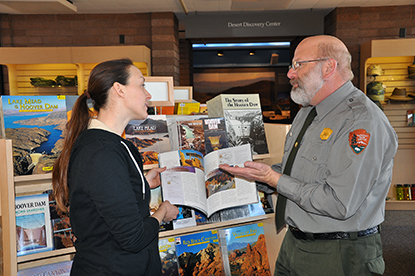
left=218, top=229, right=232, bottom=276
left=206, top=95, right=223, bottom=117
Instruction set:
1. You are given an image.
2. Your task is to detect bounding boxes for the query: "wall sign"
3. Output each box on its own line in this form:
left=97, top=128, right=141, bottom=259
left=183, top=10, right=325, bottom=38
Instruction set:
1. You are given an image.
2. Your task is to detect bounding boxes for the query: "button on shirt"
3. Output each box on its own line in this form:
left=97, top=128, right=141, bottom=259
left=272, top=81, right=398, bottom=233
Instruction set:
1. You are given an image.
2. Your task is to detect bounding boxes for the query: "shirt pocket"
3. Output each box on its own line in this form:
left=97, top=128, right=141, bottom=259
left=298, top=141, right=330, bottom=183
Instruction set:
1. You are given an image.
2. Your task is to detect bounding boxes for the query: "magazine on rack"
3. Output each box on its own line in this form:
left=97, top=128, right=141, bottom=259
left=158, top=237, right=180, bottom=276
left=15, top=193, right=54, bottom=257
left=206, top=94, right=269, bottom=158
left=124, top=115, right=170, bottom=165
left=1, top=95, right=67, bottom=175
left=158, top=143, right=258, bottom=217
left=176, top=117, right=229, bottom=156
left=175, top=230, right=225, bottom=276
left=218, top=222, right=271, bottom=276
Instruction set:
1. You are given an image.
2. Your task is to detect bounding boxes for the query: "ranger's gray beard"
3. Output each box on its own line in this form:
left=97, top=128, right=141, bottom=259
left=290, top=67, right=324, bottom=106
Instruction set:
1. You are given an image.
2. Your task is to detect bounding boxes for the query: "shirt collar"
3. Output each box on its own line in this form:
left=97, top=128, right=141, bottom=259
left=88, top=118, right=119, bottom=135
left=314, top=81, right=355, bottom=120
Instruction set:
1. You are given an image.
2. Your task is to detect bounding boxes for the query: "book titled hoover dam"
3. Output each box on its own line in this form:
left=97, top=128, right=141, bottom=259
left=15, top=193, right=54, bottom=257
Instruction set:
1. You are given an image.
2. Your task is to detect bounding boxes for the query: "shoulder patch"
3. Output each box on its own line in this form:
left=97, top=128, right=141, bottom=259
left=349, top=129, right=370, bottom=155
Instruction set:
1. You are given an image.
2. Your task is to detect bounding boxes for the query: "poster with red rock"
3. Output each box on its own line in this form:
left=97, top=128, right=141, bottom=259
left=175, top=230, right=224, bottom=276
left=219, top=222, right=271, bottom=276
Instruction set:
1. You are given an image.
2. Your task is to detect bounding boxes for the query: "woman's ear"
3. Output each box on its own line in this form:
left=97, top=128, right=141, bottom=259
left=323, top=58, right=337, bottom=79
left=112, top=82, right=124, bottom=97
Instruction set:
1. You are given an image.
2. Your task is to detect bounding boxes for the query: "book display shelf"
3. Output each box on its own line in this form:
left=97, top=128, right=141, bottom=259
left=0, top=123, right=289, bottom=275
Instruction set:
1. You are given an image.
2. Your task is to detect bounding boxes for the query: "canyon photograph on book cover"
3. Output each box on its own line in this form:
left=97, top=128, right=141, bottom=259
left=175, top=230, right=224, bottom=276
left=221, top=223, right=271, bottom=276
left=1, top=96, right=67, bottom=175
left=124, top=115, right=170, bottom=165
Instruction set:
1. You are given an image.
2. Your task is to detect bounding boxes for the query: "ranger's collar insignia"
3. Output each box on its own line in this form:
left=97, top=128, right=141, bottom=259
left=349, top=129, right=370, bottom=155
left=320, top=128, right=333, bottom=140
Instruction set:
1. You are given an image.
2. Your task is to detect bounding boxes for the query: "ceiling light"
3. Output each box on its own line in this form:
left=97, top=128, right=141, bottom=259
left=218, top=51, right=224, bottom=57
left=249, top=50, right=255, bottom=56
left=193, top=42, right=290, bottom=49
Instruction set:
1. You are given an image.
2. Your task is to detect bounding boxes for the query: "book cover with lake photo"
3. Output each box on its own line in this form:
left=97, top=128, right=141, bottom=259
left=124, top=115, right=170, bottom=165
left=1, top=95, right=67, bottom=176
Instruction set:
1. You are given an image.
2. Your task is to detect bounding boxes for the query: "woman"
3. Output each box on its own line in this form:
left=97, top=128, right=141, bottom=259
left=52, top=58, right=179, bottom=275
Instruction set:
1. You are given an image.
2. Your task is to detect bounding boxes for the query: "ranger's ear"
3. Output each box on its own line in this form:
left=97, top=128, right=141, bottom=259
left=322, top=58, right=338, bottom=79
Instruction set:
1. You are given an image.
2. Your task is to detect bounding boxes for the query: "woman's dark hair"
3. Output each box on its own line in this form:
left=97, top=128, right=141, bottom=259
left=52, top=58, right=134, bottom=213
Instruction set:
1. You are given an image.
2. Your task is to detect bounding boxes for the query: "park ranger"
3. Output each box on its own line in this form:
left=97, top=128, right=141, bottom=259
left=219, top=35, right=398, bottom=276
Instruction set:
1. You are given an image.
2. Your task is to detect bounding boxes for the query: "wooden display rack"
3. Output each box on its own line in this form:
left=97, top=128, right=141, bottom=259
left=0, top=123, right=288, bottom=275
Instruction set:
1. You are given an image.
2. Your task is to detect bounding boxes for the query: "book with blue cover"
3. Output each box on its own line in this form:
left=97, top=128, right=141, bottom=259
left=15, top=193, right=54, bottom=257
left=175, top=230, right=225, bottom=276
left=0, top=95, right=67, bottom=175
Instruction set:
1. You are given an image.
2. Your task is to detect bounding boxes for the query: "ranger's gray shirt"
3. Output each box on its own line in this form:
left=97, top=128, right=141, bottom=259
left=267, top=81, right=398, bottom=233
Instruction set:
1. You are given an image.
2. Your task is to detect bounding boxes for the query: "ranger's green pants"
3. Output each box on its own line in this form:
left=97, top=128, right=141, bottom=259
left=274, top=229, right=385, bottom=276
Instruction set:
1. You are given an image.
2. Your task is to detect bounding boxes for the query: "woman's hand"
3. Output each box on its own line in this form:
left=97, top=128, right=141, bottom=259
left=151, top=200, right=179, bottom=224
left=145, top=167, right=166, bottom=189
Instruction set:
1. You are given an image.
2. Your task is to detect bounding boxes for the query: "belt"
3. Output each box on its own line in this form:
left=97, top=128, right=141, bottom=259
left=289, top=225, right=380, bottom=240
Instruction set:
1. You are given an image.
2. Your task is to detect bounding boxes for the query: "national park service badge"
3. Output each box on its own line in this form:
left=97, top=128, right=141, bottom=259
left=349, top=129, right=370, bottom=155
left=320, top=128, right=333, bottom=140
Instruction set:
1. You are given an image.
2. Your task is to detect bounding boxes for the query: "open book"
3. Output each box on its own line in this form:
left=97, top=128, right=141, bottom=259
left=158, top=143, right=258, bottom=217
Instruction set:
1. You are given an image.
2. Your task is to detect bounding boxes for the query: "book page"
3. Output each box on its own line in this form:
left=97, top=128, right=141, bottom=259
left=160, top=166, right=208, bottom=214
left=159, top=150, right=209, bottom=214
left=203, top=144, right=258, bottom=216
